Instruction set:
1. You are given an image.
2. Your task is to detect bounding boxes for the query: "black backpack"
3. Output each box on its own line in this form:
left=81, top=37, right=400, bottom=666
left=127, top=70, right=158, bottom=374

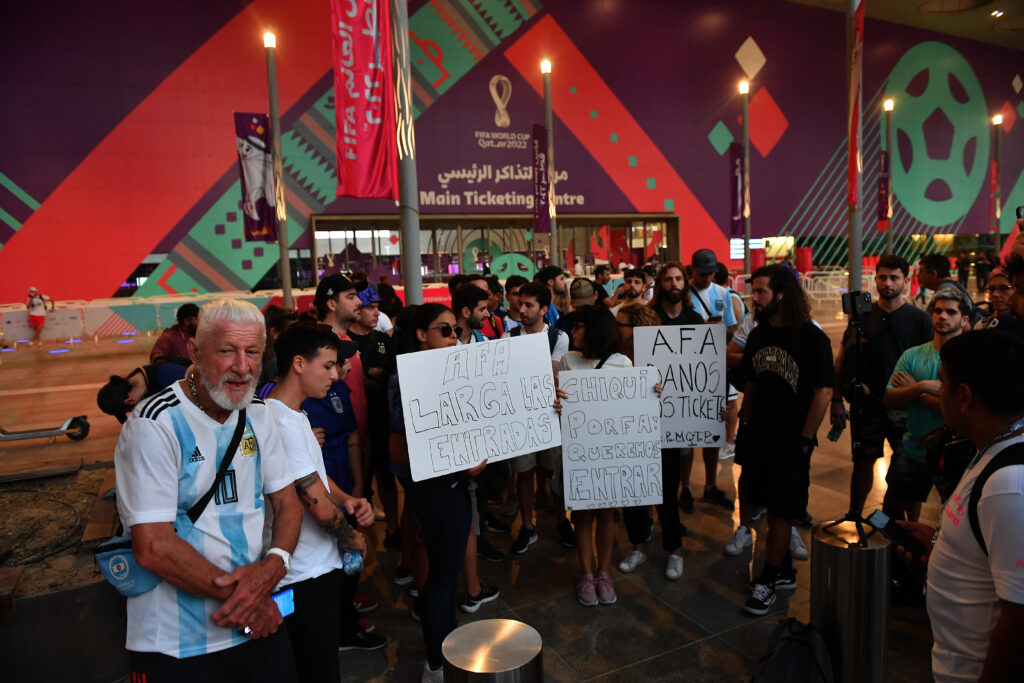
left=752, top=618, right=834, bottom=683
left=508, top=324, right=560, bottom=354
left=968, top=442, right=1024, bottom=555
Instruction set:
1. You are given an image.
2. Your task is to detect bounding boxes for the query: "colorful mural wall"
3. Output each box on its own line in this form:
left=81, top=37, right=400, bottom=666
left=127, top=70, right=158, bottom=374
left=1, top=0, right=1021, bottom=302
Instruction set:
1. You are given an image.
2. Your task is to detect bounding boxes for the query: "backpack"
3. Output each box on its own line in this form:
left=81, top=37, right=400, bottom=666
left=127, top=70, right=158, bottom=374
left=752, top=618, right=834, bottom=683
left=968, top=442, right=1024, bottom=556
left=508, top=324, right=560, bottom=354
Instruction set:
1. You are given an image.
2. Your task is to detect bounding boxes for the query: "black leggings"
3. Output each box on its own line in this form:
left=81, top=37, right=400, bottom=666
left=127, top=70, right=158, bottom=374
left=622, top=448, right=689, bottom=552
left=409, top=477, right=472, bottom=669
left=283, top=570, right=341, bottom=683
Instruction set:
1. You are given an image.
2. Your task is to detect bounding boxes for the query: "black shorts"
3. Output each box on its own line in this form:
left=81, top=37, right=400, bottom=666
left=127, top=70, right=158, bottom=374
left=128, top=629, right=297, bottom=683
left=853, top=408, right=907, bottom=463
left=884, top=450, right=933, bottom=503
left=736, top=424, right=811, bottom=519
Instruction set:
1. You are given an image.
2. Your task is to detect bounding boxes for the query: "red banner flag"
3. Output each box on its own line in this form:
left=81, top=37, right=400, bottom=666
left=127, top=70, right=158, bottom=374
left=330, top=0, right=398, bottom=199
left=847, top=0, right=864, bottom=207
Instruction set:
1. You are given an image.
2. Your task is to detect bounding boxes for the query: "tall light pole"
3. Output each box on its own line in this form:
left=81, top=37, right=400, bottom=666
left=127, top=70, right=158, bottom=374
left=264, top=30, right=293, bottom=308
left=993, top=114, right=1003, bottom=252
left=739, top=79, right=751, bottom=277
left=883, top=98, right=894, bottom=255
left=541, top=58, right=558, bottom=269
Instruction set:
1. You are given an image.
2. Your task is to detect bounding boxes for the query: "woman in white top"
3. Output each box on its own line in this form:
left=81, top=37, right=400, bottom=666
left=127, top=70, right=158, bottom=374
left=558, top=305, right=631, bottom=607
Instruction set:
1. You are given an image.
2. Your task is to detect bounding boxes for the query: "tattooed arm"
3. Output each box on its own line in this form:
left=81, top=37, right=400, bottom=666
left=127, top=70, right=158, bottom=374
left=293, top=472, right=363, bottom=551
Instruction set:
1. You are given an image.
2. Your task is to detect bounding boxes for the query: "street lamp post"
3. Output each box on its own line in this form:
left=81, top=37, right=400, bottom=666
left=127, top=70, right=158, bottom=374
left=264, top=31, right=293, bottom=308
left=993, top=114, right=1003, bottom=252
left=884, top=98, right=894, bottom=255
left=739, top=80, right=751, bottom=278
left=541, top=58, right=558, bottom=270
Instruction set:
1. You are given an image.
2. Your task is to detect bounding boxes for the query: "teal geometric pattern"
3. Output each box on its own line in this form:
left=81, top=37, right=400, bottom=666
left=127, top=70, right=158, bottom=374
left=707, top=121, right=734, bottom=156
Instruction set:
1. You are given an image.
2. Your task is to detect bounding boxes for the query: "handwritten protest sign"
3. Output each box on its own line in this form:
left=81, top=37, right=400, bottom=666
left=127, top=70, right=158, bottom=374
left=560, top=368, right=662, bottom=510
left=633, top=325, right=727, bottom=448
left=397, top=333, right=560, bottom=481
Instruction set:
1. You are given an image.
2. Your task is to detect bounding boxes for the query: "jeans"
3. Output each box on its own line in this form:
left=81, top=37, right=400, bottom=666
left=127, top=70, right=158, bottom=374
left=409, top=476, right=472, bottom=668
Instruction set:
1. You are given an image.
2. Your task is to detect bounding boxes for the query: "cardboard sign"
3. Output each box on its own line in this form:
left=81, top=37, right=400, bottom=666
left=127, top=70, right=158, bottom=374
left=560, top=368, right=663, bottom=510
left=397, top=333, right=560, bottom=481
left=633, top=325, right=727, bottom=448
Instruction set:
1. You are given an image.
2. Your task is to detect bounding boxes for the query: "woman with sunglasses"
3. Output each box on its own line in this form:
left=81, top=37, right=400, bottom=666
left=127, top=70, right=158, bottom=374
left=559, top=304, right=633, bottom=606
left=387, top=304, right=493, bottom=683
left=976, top=268, right=1014, bottom=329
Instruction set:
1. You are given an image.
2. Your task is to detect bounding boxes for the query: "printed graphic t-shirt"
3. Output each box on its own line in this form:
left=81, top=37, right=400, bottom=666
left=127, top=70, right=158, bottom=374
left=114, top=383, right=293, bottom=659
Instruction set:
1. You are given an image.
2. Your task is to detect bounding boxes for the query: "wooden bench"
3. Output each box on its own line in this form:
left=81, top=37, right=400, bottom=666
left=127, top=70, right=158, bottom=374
left=81, top=468, right=119, bottom=542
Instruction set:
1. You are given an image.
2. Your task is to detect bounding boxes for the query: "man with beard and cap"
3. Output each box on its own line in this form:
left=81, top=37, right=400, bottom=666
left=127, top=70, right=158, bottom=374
left=115, top=299, right=304, bottom=681
left=830, top=255, right=933, bottom=519
left=610, top=269, right=647, bottom=314
left=737, top=266, right=833, bottom=615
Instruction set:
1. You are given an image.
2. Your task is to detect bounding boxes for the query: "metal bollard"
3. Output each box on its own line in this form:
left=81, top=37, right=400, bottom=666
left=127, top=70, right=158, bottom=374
left=442, top=618, right=543, bottom=682
left=810, top=520, right=890, bottom=683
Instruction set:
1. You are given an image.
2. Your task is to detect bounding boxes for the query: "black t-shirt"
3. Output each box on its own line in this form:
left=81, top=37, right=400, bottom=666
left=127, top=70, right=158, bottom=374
left=594, top=282, right=609, bottom=304
left=348, top=329, right=390, bottom=372
left=348, top=329, right=391, bottom=451
left=995, top=313, right=1024, bottom=339
left=654, top=305, right=704, bottom=326
left=741, top=322, right=835, bottom=434
left=841, top=302, right=933, bottom=407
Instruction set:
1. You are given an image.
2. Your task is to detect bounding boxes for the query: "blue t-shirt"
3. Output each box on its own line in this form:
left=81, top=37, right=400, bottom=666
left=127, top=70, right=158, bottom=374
left=887, top=341, right=943, bottom=462
left=690, top=283, right=738, bottom=326
left=544, top=303, right=560, bottom=327
left=303, top=379, right=358, bottom=492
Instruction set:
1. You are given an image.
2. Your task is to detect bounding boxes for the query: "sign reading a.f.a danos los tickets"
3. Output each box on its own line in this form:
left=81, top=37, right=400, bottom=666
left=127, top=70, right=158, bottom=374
left=633, top=324, right=727, bottom=448
left=559, top=367, right=663, bottom=510
left=397, top=333, right=560, bottom=482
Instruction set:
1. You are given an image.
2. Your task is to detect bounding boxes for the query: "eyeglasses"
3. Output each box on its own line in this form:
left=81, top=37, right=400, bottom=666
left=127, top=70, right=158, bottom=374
left=428, top=323, right=462, bottom=338
left=986, top=285, right=1013, bottom=294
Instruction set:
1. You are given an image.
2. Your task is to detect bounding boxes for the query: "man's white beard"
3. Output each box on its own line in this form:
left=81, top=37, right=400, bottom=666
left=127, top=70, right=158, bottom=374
left=204, top=372, right=256, bottom=411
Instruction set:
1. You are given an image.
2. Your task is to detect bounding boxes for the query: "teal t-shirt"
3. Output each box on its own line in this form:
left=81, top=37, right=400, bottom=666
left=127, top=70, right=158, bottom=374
left=887, top=341, right=943, bottom=462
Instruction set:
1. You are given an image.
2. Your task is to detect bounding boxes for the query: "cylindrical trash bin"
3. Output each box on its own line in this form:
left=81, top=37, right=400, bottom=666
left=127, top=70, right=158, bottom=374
left=442, top=618, right=543, bottom=682
left=810, top=520, right=890, bottom=683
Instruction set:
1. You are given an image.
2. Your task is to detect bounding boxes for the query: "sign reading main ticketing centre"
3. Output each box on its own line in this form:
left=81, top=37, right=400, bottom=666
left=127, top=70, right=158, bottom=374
left=397, top=333, right=561, bottom=482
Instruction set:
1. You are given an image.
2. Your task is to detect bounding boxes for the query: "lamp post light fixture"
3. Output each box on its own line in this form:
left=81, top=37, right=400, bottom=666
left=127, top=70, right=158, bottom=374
left=739, top=80, right=751, bottom=279
left=883, top=98, right=894, bottom=254
left=540, top=58, right=558, bottom=269
left=263, top=29, right=292, bottom=308
left=993, top=113, right=1003, bottom=250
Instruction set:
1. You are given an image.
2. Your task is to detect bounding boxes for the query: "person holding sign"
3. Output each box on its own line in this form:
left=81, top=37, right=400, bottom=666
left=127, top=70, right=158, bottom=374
left=387, top=304, right=497, bottom=682
left=559, top=305, right=633, bottom=606
left=737, top=266, right=834, bottom=616
left=615, top=302, right=691, bottom=579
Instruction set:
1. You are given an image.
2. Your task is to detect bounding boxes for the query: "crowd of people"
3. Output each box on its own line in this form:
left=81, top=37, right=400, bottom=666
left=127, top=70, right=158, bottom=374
left=106, top=238, right=1024, bottom=682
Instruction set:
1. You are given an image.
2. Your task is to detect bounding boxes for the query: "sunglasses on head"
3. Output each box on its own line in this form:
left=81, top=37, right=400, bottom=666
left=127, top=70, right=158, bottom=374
left=429, top=323, right=462, bottom=338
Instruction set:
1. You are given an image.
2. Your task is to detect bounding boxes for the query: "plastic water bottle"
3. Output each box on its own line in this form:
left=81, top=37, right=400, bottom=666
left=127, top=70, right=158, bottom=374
left=341, top=549, right=364, bottom=575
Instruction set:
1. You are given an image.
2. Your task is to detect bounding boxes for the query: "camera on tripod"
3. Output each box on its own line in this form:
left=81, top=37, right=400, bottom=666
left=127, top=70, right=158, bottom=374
left=842, top=291, right=872, bottom=317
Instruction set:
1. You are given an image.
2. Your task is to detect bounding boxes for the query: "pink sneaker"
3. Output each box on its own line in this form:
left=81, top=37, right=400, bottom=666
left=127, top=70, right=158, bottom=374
left=577, top=573, right=598, bottom=606
left=595, top=572, right=617, bottom=605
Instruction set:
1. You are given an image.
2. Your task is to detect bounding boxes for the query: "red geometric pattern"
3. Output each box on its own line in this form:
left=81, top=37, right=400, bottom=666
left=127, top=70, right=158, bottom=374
left=93, top=312, right=138, bottom=337
left=738, top=87, right=788, bottom=157
left=997, top=100, right=1017, bottom=134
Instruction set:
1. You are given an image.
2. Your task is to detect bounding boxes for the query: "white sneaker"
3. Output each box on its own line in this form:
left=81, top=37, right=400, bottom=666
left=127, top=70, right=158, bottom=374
left=724, top=525, right=753, bottom=556
left=618, top=550, right=647, bottom=573
left=790, top=527, right=809, bottom=561
left=665, top=554, right=684, bottom=580
left=719, top=442, right=736, bottom=459
left=421, top=660, right=444, bottom=683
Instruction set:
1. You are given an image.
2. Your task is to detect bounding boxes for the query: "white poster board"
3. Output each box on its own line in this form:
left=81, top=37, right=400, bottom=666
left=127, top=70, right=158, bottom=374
left=560, top=367, right=662, bottom=510
left=633, top=324, right=727, bottom=448
left=397, top=333, right=561, bottom=482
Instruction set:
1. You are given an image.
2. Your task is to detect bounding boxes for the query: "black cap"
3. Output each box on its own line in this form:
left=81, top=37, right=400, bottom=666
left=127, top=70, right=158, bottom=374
left=535, top=265, right=563, bottom=284
left=338, top=339, right=359, bottom=360
left=176, top=303, right=200, bottom=323
left=97, top=375, right=132, bottom=423
left=314, top=274, right=356, bottom=308
left=691, top=249, right=718, bottom=274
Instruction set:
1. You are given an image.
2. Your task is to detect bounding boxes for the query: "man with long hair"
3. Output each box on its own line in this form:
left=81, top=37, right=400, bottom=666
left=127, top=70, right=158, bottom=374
left=737, top=266, right=834, bottom=615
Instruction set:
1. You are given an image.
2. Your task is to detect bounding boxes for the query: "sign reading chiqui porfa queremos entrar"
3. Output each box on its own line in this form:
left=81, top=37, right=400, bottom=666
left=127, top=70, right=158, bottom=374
left=397, top=333, right=561, bottom=482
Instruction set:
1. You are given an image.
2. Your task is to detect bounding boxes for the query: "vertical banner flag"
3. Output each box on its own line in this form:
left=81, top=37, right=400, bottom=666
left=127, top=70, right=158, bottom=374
left=989, top=159, right=999, bottom=233
left=633, top=325, right=727, bottom=448
left=877, top=150, right=890, bottom=231
left=330, top=0, right=398, bottom=199
left=233, top=113, right=278, bottom=241
left=729, top=143, right=744, bottom=237
left=847, top=0, right=864, bottom=207
left=560, top=368, right=663, bottom=511
left=532, top=124, right=550, bottom=233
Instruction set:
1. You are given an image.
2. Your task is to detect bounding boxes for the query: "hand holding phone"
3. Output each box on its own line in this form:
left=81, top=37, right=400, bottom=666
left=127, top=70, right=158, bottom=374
left=866, top=510, right=931, bottom=561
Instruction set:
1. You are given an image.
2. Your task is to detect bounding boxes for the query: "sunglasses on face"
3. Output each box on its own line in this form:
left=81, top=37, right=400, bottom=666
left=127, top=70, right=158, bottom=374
left=986, top=285, right=1013, bottom=294
left=429, top=323, right=462, bottom=338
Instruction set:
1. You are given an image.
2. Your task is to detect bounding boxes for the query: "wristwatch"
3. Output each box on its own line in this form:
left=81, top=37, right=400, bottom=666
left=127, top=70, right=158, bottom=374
left=266, top=547, right=291, bottom=572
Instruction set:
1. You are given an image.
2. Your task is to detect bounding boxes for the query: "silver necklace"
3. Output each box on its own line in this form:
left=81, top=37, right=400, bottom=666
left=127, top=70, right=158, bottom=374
left=187, top=371, right=206, bottom=414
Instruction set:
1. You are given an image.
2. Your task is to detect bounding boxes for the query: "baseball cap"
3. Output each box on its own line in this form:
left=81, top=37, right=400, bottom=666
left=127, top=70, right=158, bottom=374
left=356, top=287, right=381, bottom=307
left=692, top=249, right=718, bottom=274
left=314, top=274, right=356, bottom=308
left=338, top=339, right=359, bottom=360
left=96, top=375, right=132, bottom=424
left=570, top=278, right=595, bottom=301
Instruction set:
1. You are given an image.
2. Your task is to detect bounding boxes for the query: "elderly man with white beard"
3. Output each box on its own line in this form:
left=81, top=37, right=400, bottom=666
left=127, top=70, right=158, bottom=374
left=114, top=299, right=304, bottom=682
